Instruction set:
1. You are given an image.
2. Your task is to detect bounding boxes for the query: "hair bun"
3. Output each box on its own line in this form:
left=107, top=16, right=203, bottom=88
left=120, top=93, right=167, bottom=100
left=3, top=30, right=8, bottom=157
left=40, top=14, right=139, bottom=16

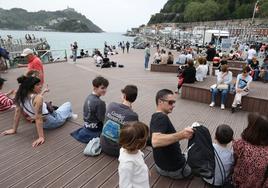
left=17, top=75, right=27, bottom=84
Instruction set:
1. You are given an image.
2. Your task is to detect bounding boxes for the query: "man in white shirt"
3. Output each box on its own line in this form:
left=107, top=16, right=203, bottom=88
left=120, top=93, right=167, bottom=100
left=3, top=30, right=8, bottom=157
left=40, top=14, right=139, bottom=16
left=247, top=45, right=256, bottom=64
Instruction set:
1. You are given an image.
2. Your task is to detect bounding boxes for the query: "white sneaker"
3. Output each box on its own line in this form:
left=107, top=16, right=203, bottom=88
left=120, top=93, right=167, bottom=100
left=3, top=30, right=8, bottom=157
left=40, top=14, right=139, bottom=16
left=209, top=102, right=215, bottom=107
left=221, top=104, right=225, bottom=110
left=71, top=113, right=78, bottom=120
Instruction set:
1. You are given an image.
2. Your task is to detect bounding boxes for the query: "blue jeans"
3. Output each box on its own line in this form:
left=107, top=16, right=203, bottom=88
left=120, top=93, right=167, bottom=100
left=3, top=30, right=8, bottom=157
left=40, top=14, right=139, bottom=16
left=253, top=68, right=260, bottom=81
left=43, top=102, right=73, bottom=129
left=144, top=55, right=150, bottom=69
left=211, top=88, right=229, bottom=105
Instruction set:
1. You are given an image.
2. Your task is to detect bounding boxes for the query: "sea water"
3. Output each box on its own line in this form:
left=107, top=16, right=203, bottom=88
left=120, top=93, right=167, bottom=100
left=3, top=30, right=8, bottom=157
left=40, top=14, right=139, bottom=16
left=0, top=30, right=134, bottom=51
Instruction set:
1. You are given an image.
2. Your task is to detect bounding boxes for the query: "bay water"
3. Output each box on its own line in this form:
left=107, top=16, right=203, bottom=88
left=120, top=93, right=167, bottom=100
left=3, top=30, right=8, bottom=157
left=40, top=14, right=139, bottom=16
left=0, top=30, right=134, bottom=52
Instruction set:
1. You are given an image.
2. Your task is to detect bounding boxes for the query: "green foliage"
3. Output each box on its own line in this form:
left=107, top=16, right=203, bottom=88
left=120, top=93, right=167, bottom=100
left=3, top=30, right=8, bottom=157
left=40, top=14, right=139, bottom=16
left=148, top=0, right=267, bottom=24
left=0, top=8, right=102, bottom=32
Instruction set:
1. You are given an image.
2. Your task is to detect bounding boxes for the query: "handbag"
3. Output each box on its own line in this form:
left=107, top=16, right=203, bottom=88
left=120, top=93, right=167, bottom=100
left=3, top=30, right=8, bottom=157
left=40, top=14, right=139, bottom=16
left=217, top=84, right=228, bottom=90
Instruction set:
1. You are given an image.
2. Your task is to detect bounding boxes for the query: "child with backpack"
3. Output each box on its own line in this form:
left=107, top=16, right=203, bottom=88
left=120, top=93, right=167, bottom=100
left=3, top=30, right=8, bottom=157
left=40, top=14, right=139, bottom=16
left=203, top=124, right=234, bottom=186
left=118, top=122, right=150, bottom=188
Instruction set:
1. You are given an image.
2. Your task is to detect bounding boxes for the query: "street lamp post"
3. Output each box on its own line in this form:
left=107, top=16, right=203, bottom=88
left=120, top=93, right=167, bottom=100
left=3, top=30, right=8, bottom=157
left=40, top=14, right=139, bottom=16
left=249, top=0, right=260, bottom=41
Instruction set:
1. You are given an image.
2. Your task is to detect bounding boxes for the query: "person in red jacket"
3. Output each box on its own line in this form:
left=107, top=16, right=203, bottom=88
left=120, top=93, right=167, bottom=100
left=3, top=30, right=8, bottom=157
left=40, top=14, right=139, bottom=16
left=0, top=77, right=15, bottom=111
left=18, top=48, right=45, bottom=85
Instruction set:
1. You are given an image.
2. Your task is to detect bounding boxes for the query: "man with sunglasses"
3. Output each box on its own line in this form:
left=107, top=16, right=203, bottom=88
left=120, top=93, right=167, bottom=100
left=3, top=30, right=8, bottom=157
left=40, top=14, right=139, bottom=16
left=150, top=89, right=194, bottom=179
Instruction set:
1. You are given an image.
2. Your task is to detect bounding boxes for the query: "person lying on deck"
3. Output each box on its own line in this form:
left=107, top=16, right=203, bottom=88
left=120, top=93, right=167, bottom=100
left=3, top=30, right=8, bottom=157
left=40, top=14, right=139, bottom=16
left=1, top=75, right=77, bottom=147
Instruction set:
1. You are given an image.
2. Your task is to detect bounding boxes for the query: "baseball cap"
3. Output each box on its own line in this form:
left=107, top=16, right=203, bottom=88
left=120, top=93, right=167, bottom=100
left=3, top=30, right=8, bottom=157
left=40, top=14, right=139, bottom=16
left=21, top=48, right=34, bottom=57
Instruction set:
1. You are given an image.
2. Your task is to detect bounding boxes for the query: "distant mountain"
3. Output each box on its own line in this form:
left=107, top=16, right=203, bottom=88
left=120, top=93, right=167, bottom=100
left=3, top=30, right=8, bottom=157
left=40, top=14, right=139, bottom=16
left=148, top=0, right=268, bottom=24
left=0, top=7, right=103, bottom=32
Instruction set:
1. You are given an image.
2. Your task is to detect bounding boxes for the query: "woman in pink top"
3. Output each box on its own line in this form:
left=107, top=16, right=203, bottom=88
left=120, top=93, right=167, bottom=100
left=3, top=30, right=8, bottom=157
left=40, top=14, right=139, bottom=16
left=233, top=113, right=268, bottom=188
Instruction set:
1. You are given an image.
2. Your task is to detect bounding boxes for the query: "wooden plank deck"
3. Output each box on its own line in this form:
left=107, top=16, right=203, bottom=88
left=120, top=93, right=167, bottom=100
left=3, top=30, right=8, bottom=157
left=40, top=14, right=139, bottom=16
left=0, top=49, right=254, bottom=187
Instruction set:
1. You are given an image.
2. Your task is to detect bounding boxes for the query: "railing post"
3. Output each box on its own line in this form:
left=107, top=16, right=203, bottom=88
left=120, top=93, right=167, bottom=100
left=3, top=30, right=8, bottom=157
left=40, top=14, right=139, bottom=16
left=64, top=49, right=67, bottom=61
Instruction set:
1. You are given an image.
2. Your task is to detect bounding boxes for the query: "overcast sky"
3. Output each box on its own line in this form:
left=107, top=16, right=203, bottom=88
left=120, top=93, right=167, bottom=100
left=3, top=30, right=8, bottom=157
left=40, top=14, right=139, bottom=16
left=0, top=0, right=167, bottom=32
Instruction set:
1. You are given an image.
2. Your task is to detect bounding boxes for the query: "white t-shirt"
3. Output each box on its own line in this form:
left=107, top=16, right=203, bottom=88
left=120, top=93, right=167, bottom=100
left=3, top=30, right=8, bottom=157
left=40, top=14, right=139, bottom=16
left=247, top=49, right=256, bottom=60
left=96, top=56, right=103, bottom=64
left=118, top=148, right=149, bottom=188
left=196, top=65, right=208, bottom=81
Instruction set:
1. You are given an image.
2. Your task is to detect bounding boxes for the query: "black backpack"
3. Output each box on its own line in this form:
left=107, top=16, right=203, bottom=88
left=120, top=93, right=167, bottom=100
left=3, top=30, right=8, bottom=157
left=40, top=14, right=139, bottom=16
left=186, top=124, right=215, bottom=179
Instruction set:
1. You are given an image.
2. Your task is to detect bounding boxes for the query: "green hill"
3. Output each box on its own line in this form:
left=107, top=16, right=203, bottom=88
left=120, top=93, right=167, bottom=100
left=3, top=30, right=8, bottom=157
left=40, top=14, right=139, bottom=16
left=149, top=0, right=268, bottom=24
left=0, top=7, right=103, bottom=32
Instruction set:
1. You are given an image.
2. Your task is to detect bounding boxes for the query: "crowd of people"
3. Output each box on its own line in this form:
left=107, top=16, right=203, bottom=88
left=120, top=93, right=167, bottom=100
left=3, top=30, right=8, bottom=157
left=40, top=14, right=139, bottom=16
left=144, top=41, right=268, bottom=112
left=0, top=43, right=267, bottom=188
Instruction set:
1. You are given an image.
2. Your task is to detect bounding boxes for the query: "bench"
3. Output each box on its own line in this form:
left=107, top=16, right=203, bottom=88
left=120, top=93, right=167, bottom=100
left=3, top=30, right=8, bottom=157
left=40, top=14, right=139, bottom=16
left=151, top=64, right=179, bottom=73
left=227, top=60, right=247, bottom=69
left=181, top=76, right=268, bottom=115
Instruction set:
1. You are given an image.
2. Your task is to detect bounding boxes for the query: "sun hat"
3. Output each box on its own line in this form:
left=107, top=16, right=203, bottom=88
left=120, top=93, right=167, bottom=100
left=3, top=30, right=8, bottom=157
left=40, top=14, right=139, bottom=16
left=21, top=48, right=34, bottom=57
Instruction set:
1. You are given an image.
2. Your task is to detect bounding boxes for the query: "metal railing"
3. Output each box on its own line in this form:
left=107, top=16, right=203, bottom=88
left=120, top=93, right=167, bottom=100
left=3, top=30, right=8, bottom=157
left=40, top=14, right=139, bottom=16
left=7, top=49, right=68, bottom=68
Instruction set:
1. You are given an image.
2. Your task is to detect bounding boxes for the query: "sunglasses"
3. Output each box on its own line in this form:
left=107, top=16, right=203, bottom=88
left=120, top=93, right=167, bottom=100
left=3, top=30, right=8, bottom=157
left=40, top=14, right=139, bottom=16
left=161, top=99, right=176, bottom=105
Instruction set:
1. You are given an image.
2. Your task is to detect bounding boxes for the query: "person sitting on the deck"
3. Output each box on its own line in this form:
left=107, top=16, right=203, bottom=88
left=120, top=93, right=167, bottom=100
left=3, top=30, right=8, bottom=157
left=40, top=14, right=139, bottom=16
left=176, top=51, right=187, bottom=65
left=153, top=49, right=161, bottom=64
left=248, top=57, right=260, bottom=81
left=232, top=113, right=268, bottom=188
left=1, top=75, right=77, bottom=147
left=118, top=122, right=150, bottom=188
left=260, top=56, right=268, bottom=83
left=150, top=89, right=193, bottom=179
left=231, top=66, right=252, bottom=113
left=177, top=60, right=196, bottom=91
left=94, top=51, right=103, bottom=65
left=160, top=49, right=168, bottom=65
left=203, top=124, right=234, bottom=186
left=71, top=76, right=109, bottom=143
left=167, top=51, right=174, bottom=64
left=196, top=57, right=208, bottom=82
left=209, top=65, right=233, bottom=110
left=100, top=85, right=139, bottom=157
left=80, top=49, right=85, bottom=58
left=0, top=77, right=15, bottom=111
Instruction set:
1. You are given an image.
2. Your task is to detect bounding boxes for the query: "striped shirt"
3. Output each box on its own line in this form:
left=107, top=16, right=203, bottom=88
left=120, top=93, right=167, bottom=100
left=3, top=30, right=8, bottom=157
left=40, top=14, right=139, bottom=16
left=0, top=92, right=14, bottom=111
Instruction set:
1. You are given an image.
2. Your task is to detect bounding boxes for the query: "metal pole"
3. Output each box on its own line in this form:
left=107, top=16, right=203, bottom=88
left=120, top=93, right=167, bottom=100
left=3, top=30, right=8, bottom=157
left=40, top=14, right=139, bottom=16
left=203, top=26, right=206, bottom=47
left=249, top=0, right=259, bottom=41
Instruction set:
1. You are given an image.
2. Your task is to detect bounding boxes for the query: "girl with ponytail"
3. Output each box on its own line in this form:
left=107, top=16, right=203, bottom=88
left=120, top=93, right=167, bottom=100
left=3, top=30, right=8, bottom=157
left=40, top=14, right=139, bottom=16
left=2, top=75, right=77, bottom=147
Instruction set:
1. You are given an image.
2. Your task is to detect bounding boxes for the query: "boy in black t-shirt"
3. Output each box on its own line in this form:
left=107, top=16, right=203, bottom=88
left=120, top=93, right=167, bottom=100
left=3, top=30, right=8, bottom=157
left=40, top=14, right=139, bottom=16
left=150, top=89, right=193, bottom=179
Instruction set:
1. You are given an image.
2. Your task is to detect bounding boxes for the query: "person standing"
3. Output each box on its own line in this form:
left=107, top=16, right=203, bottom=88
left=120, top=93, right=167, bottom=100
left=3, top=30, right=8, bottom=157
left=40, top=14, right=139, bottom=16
left=126, top=41, right=130, bottom=53
left=122, top=42, right=126, bottom=54
left=72, top=41, right=78, bottom=62
left=206, top=43, right=216, bottom=75
left=150, top=89, right=193, bottom=179
left=19, top=48, right=45, bottom=85
left=144, top=43, right=150, bottom=70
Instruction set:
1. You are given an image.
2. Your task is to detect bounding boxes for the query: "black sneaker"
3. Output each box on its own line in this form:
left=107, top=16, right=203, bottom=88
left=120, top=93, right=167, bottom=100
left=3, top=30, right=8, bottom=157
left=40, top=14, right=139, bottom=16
left=237, top=104, right=242, bottom=109
left=231, top=107, right=235, bottom=113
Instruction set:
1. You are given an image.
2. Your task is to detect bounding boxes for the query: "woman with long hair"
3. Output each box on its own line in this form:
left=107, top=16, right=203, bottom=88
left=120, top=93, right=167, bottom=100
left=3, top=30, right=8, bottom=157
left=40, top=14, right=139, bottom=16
left=232, top=113, right=268, bottom=188
left=1, top=75, right=77, bottom=147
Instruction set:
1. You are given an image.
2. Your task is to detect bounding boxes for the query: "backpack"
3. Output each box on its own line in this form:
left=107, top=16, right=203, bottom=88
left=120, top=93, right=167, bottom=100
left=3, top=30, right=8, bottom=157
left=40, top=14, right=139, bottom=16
left=186, top=123, right=215, bottom=179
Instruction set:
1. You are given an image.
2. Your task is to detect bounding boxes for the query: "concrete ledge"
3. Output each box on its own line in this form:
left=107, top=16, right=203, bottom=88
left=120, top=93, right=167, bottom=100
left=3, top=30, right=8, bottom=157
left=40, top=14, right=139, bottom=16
left=181, top=77, right=268, bottom=115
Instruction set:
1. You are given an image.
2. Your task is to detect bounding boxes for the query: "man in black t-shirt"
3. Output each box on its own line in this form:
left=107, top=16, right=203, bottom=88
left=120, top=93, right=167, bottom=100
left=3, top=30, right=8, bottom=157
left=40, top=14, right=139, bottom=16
left=150, top=89, right=193, bottom=179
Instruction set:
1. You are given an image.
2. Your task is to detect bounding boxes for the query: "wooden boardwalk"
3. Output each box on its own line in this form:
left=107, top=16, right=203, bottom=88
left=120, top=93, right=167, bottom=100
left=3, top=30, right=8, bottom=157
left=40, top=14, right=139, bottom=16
left=0, top=49, right=252, bottom=187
